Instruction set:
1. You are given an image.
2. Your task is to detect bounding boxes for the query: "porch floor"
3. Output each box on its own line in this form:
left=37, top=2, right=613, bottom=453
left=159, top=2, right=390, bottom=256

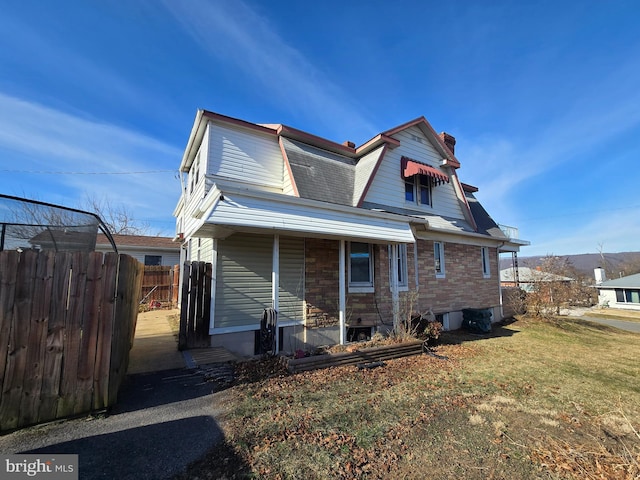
left=128, top=309, right=244, bottom=375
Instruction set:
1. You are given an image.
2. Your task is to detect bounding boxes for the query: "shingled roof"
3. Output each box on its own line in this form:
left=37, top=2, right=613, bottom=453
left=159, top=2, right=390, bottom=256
left=282, top=138, right=355, bottom=205
left=96, top=234, right=179, bottom=250
left=464, top=191, right=507, bottom=239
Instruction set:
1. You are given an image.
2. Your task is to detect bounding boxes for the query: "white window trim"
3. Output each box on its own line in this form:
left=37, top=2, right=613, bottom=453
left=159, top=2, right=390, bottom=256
left=434, top=241, right=445, bottom=278
left=404, top=175, right=432, bottom=207
left=389, top=244, right=408, bottom=292
left=481, top=247, right=491, bottom=278
left=348, top=242, right=374, bottom=293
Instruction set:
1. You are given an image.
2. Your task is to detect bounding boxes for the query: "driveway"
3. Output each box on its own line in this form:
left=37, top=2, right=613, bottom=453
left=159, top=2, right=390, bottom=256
left=579, top=316, right=640, bottom=333
left=0, top=368, right=236, bottom=479
left=562, top=307, right=640, bottom=333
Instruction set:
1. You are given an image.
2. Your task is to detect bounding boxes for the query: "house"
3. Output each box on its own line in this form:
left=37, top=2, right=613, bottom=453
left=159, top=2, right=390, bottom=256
left=95, top=234, right=180, bottom=266
left=500, top=266, right=573, bottom=293
left=174, top=110, right=528, bottom=356
left=595, top=272, right=640, bottom=310
left=29, top=229, right=98, bottom=252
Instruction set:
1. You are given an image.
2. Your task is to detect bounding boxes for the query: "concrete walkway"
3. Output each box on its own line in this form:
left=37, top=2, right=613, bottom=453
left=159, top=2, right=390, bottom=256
left=127, top=309, right=186, bottom=374
left=127, top=309, right=243, bottom=374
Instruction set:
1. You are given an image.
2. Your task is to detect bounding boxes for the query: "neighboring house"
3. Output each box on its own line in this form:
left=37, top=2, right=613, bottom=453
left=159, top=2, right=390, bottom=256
left=500, top=267, right=573, bottom=292
left=95, top=234, right=180, bottom=266
left=596, top=273, right=640, bottom=310
left=174, top=110, right=528, bottom=356
left=29, top=229, right=97, bottom=252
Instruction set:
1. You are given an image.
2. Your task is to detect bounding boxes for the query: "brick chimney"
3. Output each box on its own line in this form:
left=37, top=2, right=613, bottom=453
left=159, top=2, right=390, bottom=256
left=439, top=132, right=456, bottom=155
left=342, top=140, right=355, bottom=148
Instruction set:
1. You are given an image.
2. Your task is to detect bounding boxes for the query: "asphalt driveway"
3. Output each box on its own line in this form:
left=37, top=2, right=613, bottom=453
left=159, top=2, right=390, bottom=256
left=580, top=316, right=640, bottom=333
left=0, top=368, right=236, bottom=479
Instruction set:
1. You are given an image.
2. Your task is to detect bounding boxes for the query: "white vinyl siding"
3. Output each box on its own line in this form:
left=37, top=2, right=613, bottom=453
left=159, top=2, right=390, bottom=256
left=206, top=123, right=283, bottom=190
left=214, top=234, right=304, bottom=330
left=353, top=146, right=384, bottom=205
left=363, top=126, right=464, bottom=219
left=199, top=238, right=214, bottom=263
left=215, top=234, right=273, bottom=329
left=278, top=237, right=305, bottom=323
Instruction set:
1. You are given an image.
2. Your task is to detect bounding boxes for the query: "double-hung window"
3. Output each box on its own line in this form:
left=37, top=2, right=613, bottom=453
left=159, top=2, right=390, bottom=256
left=388, top=244, right=408, bottom=291
left=418, top=175, right=431, bottom=206
left=481, top=247, right=491, bottom=278
left=349, top=242, right=374, bottom=292
left=434, top=241, right=445, bottom=278
left=405, top=174, right=432, bottom=206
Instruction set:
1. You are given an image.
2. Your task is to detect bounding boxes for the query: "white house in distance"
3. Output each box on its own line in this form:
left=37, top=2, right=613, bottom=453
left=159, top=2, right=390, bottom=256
left=596, top=272, right=640, bottom=310
left=95, top=234, right=180, bottom=266
left=174, top=109, right=528, bottom=356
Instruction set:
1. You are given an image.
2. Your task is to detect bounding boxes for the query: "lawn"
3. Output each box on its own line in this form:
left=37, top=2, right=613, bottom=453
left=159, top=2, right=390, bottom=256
left=175, top=317, right=640, bottom=479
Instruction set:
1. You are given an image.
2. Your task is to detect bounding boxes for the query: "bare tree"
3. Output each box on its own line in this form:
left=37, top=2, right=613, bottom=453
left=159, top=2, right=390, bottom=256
left=524, top=255, right=596, bottom=317
left=80, top=195, right=150, bottom=235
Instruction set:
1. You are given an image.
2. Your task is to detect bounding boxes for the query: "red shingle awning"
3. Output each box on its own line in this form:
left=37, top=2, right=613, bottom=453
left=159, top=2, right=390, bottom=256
left=401, top=157, right=449, bottom=184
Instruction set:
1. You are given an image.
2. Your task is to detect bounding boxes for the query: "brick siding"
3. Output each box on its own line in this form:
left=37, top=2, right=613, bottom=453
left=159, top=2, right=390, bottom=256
left=304, top=238, right=501, bottom=329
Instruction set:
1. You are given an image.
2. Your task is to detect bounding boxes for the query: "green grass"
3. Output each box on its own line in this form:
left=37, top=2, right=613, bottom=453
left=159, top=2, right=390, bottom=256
left=175, top=317, right=640, bottom=479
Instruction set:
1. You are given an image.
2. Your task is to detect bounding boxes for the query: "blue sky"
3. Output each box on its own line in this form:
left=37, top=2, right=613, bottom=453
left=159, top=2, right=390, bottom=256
left=1, top=0, right=639, bottom=256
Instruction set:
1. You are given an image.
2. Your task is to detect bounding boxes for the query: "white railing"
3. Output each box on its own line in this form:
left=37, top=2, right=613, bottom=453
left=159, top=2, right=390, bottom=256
left=499, top=224, right=519, bottom=239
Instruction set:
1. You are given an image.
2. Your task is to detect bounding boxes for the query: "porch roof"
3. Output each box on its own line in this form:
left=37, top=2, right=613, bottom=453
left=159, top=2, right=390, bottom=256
left=188, top=185, right=416, bottom=244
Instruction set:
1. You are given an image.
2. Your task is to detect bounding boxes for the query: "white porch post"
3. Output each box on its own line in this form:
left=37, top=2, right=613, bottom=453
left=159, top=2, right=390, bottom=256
left=272, top=234, right=280, bottom=352
left=339, top=239, right=346, bottom=345
left=390, top=243, right=400, bottom=332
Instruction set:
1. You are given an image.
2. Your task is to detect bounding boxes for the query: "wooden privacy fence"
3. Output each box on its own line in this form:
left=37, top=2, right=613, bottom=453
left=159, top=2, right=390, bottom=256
left=0, top=250, right=143, bottom=431
left=140, top=265, right=179, bottom=306
left=179, top=261, right=211, bottom=350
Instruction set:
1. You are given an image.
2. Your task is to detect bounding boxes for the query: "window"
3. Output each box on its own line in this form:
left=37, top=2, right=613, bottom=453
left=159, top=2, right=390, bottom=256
left=405, top=174, right=432, bottom=206
left=189, top=152, right=200, bottom=194
left=418, top=175, right=431, bottom=206
left=144, top=255, right=162, bottom=266
left=405, top=178, right=415, bottom=202
left=481, top=247, right=491, bottom=278
left=388, top=244, right=408, bottom=290
left=624, top=289, right=640, bottom=303
left=349, top=242, right=374, bottom=291
left=434, top=241, right=445, bottom=277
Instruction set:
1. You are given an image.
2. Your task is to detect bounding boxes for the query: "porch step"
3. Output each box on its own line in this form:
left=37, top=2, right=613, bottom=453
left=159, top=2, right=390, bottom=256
left=282, top=340, right=424, bottom=373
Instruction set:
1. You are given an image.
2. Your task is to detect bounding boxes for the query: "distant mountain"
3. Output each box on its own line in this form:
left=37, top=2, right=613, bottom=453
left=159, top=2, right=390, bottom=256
left=499, top=252, right=640, bottom=279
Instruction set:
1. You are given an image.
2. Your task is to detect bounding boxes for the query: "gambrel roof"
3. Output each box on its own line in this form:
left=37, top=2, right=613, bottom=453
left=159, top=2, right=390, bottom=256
left=177, top=109, right=528, bottom=251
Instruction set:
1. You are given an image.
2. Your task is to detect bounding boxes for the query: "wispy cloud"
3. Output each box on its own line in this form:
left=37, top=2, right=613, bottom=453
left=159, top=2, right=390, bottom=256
left=460, top=50, right=640, bottom=227
left=0, top=92, right=182, bottom=231
left=0, top=10, right=175, bottom=124
left=161, top=0, right=376, bottom=141
left=526, top=209, right=640, bottom=256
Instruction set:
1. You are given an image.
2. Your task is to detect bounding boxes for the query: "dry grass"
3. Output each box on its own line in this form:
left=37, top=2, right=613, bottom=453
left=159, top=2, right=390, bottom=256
left=175, top=317, right=640, bottom=479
